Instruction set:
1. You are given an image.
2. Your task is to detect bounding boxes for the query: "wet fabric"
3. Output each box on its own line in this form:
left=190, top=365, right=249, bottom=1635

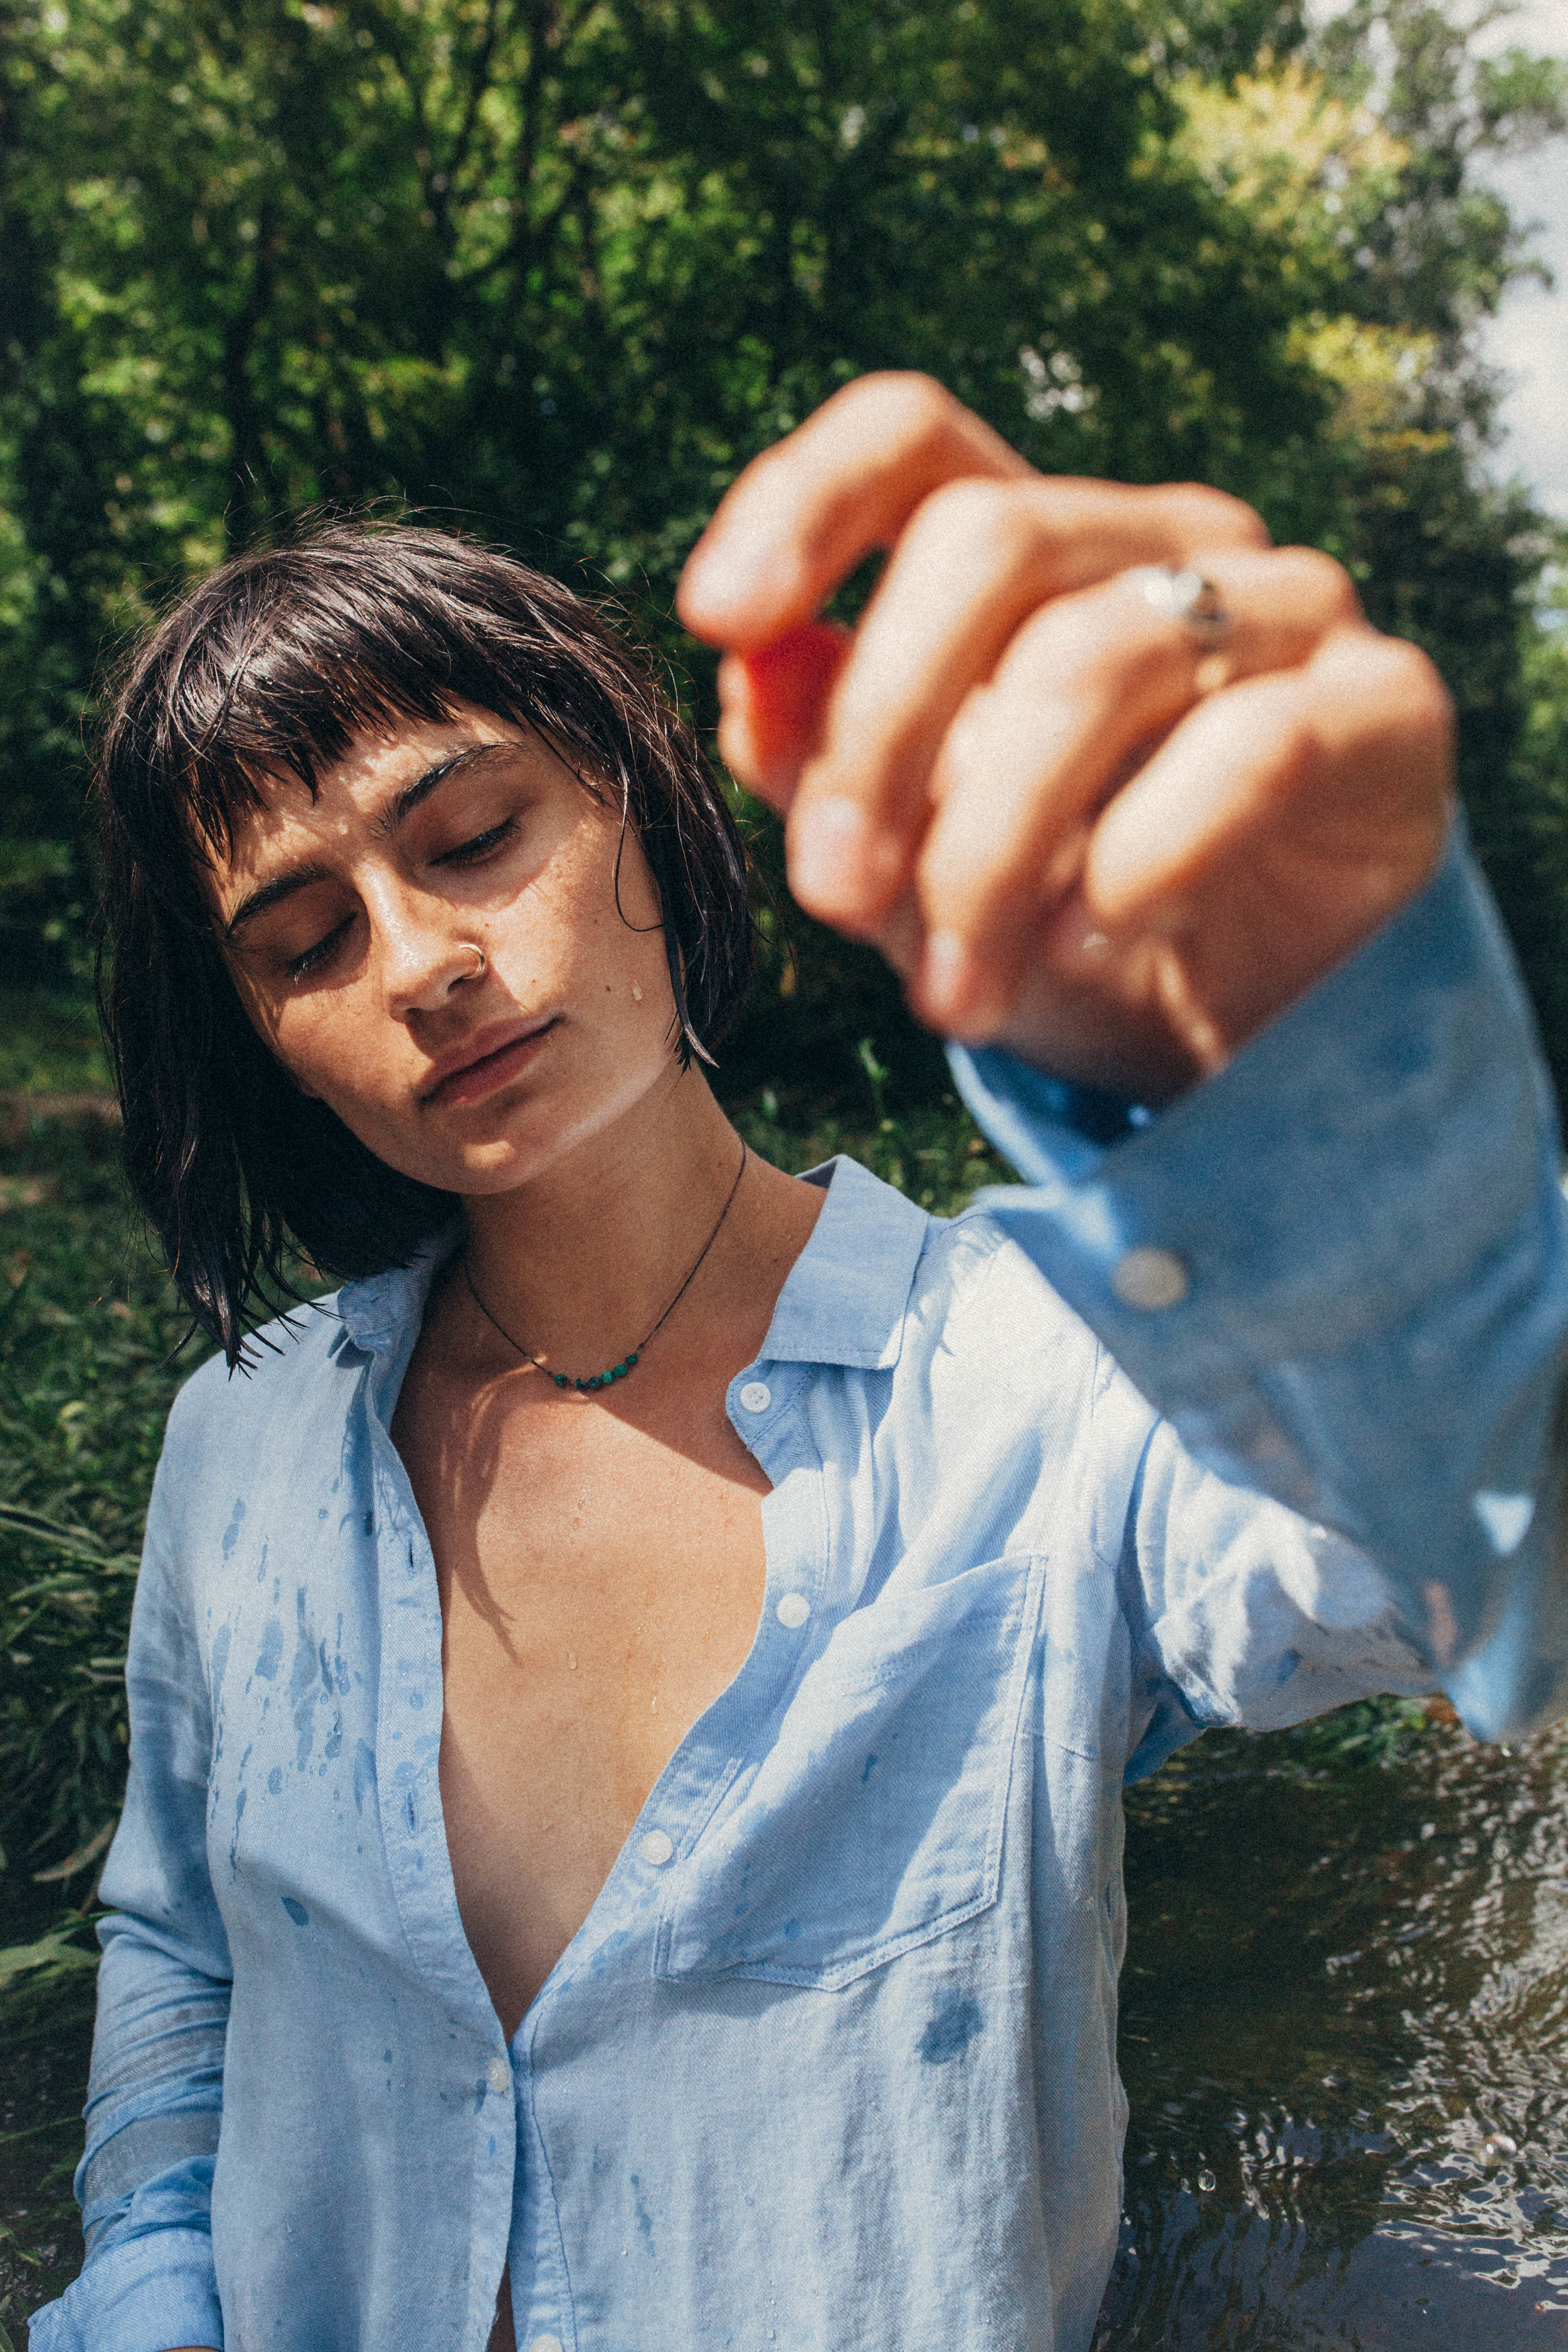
left=30, top=830, right=1568, bottom=2352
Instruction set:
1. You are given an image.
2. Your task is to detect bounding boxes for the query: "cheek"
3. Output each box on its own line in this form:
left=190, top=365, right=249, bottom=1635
left=230, top=975, right=386, bottom=1114
left=513, top=817, right=670, bottom=989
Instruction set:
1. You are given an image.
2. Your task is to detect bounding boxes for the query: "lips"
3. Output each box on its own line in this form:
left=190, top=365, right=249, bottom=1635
left=419, top=1016, right=558, bottom=1108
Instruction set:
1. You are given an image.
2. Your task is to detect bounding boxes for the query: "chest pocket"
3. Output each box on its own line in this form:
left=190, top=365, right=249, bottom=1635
left=654, top=1552, right=1046, bottom=1991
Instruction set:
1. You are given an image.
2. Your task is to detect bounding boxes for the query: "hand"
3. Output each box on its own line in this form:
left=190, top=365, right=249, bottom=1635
left=677, top=374, right=1454, bottom=1102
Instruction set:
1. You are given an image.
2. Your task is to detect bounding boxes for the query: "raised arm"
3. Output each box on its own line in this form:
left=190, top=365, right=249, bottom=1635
left=27, top=1445, right=230, bottom=2352
left=679, top=372, right=1568, bottom=1739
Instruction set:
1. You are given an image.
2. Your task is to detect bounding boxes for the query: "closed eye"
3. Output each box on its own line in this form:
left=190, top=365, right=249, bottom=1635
left=434, top=817, right=519, bottom=868
left=285, top=915, right=356, bottom=981
left=280, top=820, right=519, bottom=980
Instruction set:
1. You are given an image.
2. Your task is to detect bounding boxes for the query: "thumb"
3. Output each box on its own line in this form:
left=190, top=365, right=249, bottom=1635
left=716, top=621, right=850, bottom=815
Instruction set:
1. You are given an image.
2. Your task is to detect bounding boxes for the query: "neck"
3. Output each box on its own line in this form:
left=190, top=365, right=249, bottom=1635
left=459, top=1064, right=746, bottom=1374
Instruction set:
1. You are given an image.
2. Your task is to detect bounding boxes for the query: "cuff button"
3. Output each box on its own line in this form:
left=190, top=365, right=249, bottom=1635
left=1111, top=1246, right=1189, bottom=1311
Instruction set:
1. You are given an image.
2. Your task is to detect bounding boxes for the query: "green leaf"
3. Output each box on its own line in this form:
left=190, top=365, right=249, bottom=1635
left=0, top=1503, right=138, bottom=1575
left=0, top=1927, right=100, bottom=1988
left=31, top=1817, right=116, bottom=1883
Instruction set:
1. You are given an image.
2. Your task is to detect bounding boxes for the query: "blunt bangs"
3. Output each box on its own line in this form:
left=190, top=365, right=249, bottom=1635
left=94, top=522, right=755, bottom=1367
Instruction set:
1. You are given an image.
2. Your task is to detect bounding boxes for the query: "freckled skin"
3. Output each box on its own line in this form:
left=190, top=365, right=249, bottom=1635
left=209, top=705, right=824, bottom=2352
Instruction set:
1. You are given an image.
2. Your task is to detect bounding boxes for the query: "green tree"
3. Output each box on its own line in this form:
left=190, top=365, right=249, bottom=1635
left=1, top=0, right=1565, bottom=1097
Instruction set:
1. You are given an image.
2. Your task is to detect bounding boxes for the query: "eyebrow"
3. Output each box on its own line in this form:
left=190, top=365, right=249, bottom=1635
left=222, top=742, right=518, bottom=941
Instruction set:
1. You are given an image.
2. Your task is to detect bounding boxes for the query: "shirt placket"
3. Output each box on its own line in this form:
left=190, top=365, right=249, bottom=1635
left=359, top=1301, right=523, bottom=2344
left=498, top=1360, right=830, bottom=2351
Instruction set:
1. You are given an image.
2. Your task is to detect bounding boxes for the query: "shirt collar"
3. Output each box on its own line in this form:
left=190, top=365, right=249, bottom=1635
left=335, top=1153, right=930, bottom=1374
left=758, top=1155, right=929, bottom=1370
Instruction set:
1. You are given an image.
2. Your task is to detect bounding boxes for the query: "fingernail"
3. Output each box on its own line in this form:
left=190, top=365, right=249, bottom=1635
left=790, top=797, right=876, bottom=912
left=918, top=931, right=975, bottom=1027
left=682, top=538, right=797, bottom=625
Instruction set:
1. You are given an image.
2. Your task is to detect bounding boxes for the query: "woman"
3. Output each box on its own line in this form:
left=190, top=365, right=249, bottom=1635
left=31, top=375, right=1568, bottom=2352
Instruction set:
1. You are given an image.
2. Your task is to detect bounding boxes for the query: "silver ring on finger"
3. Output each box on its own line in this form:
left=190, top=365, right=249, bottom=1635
left=1121, top=563, right=1234, bottom=649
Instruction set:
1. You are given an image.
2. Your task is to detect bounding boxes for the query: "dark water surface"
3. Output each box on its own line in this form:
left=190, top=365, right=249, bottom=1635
left=8, top=1715, right=1568, bottom=2346
left=1098, top=1717, right=1568, bottom=2348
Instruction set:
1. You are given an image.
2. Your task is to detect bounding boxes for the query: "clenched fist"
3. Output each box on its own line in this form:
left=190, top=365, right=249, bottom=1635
left=678, top=373, right=1453, bottom=1103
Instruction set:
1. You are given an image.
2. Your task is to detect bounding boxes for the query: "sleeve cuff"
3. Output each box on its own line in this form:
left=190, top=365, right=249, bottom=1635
left=25, top=2227, right=221, bottom=2352
left=946, top=823, right=1557, bottom=1417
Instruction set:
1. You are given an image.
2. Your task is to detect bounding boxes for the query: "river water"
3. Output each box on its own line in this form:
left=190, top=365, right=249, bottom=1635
left=1099, top=1715, right=1568, bottom=2348
left=6, top=1710, right=1568, bottom=2346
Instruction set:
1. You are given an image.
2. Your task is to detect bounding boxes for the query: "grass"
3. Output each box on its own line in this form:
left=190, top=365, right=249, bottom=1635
left=0, top=993, right=110, bottom=1096
left=0, top=1116, right=210, bottom=1889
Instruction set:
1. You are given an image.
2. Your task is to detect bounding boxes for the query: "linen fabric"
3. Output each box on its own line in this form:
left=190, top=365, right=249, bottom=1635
left=30, top=829, right=1568, bottom=2352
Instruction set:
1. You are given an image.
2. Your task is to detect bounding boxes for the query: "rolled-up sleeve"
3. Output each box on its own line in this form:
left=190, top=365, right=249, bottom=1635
left=29, top=1443, right=230, bottom=2352
left=950, top=824, right=1568, bottom=1740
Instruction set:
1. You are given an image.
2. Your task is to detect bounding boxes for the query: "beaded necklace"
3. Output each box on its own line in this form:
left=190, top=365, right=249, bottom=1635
left=461, top=1139, right=748, bottom=1393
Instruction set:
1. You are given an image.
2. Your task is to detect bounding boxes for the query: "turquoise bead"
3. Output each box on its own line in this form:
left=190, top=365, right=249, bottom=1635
left=559, top=1357, right=639, bottom=1391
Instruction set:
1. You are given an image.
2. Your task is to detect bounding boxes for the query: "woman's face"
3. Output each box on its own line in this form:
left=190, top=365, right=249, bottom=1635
left=211, top=704, right=684, bottom=1196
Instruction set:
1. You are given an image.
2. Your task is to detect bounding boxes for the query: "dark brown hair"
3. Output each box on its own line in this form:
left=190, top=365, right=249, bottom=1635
left=95, top=521, right=755, bottom=1367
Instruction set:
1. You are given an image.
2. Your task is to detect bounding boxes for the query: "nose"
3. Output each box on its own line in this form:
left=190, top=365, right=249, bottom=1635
left=376, top=898, right=486, bottom=1021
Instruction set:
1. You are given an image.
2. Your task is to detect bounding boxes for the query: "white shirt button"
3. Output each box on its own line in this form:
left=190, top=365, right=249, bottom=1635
left=776, top=1592, right=811, bottom=1629
left=739, top=1380, right=772, bottom=1414
left=639, top=1828, right=675, bottom=1867
left=1111, top=1246, right=1189, bottom=1311
left=528, top=2336, right=564, bottom=2352
left=487, top=2055, right=511, bottom=2095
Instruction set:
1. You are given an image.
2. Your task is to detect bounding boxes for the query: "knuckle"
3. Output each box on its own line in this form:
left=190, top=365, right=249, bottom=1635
left=909, top=474, right=1041, bottom=561
left=1021, top=587, right=1158, bottom=696
left=1280, top=546, right=1362, bottom=624
left=1345, top=631, right=1454, bottom=733
left=1157, top=483, right=1272, bottom=551
left=1390, top=638, right=1453, bottom=724
left=1200, top=679, right=1314, bottom=778
left=842, top=369, right=963, bottom=448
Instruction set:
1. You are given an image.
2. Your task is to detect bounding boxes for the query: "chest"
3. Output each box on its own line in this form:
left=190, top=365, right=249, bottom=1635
left=422, top=1394, right=768, bottom=1774
left=392, top=1365, right=771, bottom=2032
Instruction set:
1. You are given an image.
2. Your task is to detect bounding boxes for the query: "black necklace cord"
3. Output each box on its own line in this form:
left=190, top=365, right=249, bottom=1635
left=461, top=1136, right=750, bottom=1394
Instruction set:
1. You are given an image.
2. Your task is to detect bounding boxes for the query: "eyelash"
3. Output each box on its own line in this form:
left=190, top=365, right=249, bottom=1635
left=282, top=818, right=521, bottom=981
left=436, top=817, right=518, bottom=869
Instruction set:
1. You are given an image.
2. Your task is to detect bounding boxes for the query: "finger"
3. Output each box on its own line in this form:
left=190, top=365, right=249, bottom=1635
left=680, top=372, right=1271, bottom=660
left=1083, top=627, right=1453, bottom=933
left=677, top=373, right=1033, bottom=650
left=783, top=479, right=1278, bottom=933
left=903, top=548, right=1363, bottom=1032
left=715, top=623, right=851, bottom=813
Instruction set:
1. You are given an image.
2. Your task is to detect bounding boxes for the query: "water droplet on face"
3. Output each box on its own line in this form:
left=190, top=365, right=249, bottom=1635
left=1197, top=2169, right=1216, bottom=2193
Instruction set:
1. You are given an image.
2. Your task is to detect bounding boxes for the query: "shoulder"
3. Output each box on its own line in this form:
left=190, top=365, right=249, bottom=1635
left=818, top=1155, right=1105, bottom=1391
left=164, top=1292, right=359, bottom=1453
left=914, top=1193, right=1095, bottom=1364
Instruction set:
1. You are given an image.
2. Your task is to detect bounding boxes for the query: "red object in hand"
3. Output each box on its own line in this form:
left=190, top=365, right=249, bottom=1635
left=723, top=620, right=849, bottom=810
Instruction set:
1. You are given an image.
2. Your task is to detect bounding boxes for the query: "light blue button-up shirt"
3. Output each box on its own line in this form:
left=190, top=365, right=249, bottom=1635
left=31, top=833, right=1568, bottom=2352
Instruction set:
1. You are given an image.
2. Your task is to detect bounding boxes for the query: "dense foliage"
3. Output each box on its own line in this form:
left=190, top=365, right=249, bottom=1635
left=1, top=0, right=1565, bottom=1076
left=1, top=0, right=1567, bottom=1876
